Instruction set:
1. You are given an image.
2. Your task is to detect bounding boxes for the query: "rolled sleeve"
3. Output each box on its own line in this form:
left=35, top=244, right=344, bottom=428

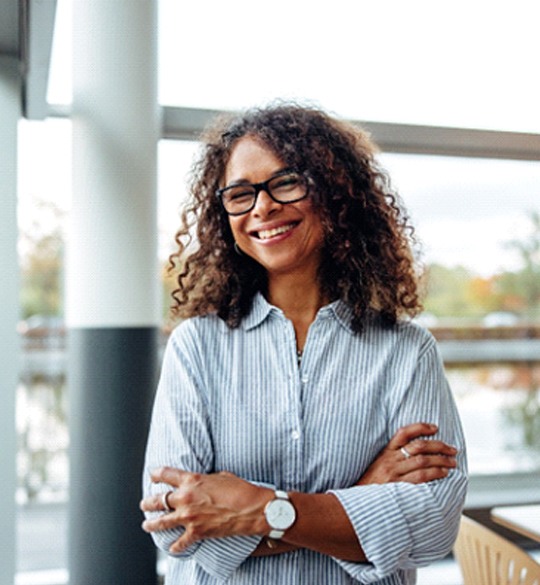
left=329, top=469, right=467, bottom=581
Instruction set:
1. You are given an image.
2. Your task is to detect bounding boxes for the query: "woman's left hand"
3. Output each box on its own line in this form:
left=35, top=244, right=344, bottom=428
left=356, top=422, right=458, bottom=486
left=140, top=467, right=272, bottom=553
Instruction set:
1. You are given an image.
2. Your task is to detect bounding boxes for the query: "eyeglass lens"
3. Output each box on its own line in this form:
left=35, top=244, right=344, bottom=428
left=220, top=172, right=307, bottom=215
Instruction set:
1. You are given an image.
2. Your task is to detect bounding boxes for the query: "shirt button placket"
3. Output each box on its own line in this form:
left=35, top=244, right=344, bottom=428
left=284, top=321, right=303, bottom=491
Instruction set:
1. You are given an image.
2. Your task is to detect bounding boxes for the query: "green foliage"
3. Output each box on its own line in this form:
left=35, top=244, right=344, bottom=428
left=423, top=264, right=491, bottom=319
left=496, top=211, right=540, bottom=318
left=19, top=199, right=65, bottom=319
left=423, top=211, right=540, bottom=321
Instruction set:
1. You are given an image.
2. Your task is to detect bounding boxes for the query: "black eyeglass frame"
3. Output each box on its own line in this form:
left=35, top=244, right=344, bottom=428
left=215, top=169, right=310, bottom=216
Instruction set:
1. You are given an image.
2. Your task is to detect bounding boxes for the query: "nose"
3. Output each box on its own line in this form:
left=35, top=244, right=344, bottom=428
left=252, top=189, right=281, bottom=217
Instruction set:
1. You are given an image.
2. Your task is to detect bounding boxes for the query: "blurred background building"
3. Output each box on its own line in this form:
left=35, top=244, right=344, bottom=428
left=1, top=1, right=539, bottom=584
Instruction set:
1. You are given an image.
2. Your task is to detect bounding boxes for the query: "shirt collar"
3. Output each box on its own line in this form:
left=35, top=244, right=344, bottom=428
left=241, top=292, right=276, bottom=331
left=324, top=300, right=356, bottom=334
left=242, top=292, right=356, bottom=334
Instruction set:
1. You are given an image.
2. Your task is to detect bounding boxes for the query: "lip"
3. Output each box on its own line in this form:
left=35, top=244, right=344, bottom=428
left=249, top=221, right=300, bottom=242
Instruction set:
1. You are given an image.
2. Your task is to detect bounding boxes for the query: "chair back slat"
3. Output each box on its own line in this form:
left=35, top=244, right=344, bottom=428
left=453, top=515, right=540, bottom=585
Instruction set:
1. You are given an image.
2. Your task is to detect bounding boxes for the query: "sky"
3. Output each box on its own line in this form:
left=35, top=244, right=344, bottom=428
left=21, top=0, right=540, bottom=277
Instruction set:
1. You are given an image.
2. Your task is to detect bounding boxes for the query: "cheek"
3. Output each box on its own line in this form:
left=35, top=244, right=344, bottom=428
left=228, top=218, right=244, bottom=242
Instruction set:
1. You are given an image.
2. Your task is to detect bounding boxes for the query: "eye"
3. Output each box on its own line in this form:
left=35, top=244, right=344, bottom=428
left=224, top=186, right=256, bottom=201
left=270, top=173, right=302, bottom=192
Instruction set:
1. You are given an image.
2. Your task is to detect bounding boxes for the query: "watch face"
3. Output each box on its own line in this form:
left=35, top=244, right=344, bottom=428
left=266, top=498, right=296, bottom=531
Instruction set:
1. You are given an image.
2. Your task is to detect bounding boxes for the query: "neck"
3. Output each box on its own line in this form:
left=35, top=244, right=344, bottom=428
left=267, top=272, right=327, bottom=350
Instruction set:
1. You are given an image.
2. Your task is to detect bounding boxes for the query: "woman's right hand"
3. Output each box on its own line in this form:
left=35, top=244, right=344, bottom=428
left=356, top=423, right=458, bottom=486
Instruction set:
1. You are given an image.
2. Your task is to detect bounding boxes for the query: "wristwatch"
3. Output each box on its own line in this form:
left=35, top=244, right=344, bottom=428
left=264, top=490, right=296, bottom=539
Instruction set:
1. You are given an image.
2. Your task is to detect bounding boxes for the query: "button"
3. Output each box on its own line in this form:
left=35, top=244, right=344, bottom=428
left=301, top=376, right=309, bottom=384
left=291, top=430, right=300, bottom=440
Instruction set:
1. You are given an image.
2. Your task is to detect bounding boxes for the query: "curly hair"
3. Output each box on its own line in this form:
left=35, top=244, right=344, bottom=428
left=168, top=102, right=423, bottom=333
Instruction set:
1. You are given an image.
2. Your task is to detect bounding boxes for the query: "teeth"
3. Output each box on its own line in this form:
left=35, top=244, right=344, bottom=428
left=258, top=224, right=294, bottom=240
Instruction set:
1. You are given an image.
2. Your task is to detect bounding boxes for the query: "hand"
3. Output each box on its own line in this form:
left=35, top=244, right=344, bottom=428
left=356, top=423, right=458, bottom=486
left=140, top=467, right=272, bottom=553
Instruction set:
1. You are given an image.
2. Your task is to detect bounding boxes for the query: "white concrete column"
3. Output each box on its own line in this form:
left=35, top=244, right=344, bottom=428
left=0, top=54, right=20, bottom=585
left=68, top=0, right=160, bottom=326
left=68, top=2, right=160, bottom=583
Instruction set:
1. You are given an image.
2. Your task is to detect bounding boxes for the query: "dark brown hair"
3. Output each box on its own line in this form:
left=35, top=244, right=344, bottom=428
left=168, top=102, right=423, bottom=333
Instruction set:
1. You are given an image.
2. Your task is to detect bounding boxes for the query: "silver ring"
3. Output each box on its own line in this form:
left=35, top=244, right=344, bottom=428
left=161, top=490, right=174, bottom=513
left=400, top=446, right=412, bottom=459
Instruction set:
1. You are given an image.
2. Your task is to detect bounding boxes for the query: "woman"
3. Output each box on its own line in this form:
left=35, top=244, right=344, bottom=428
left=140, top=103, right=467, bottom=584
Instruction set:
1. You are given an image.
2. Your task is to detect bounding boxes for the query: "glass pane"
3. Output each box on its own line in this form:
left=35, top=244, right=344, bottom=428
left=157, top=0, right=540, bottom=133
left=449, top=365, right=540, bottom=475
left=378, top=153, right=540, bottom=476
left=48, top=0, right=540, bottom=133
left=17, top=119, right=71, bottom=579
left=381, top=154, right=540, bottom=280
left=158, top=140, right=198, bottom=261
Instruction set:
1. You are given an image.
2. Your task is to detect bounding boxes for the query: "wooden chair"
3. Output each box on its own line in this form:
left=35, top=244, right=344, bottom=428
left=453, top=515, right=540, bottom=585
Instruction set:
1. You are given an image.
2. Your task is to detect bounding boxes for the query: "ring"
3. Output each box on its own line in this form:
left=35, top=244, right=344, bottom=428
left=161, top=490, right=174, bottom=513
left=400, top=446, right=412, bottom=459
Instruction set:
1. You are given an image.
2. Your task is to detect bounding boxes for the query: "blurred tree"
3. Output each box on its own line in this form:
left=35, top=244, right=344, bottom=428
left=423, top=264, right=498, bottom=319
left=496, top=211, right=540, bottom=320
left=19, top=198, right=65, bottom=319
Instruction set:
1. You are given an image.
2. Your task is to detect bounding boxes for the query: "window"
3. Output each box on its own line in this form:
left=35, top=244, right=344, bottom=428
left=157, top=0, right=540, bottom=133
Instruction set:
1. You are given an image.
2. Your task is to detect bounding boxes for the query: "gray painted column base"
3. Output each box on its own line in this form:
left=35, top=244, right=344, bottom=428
left=68, top=327, right=159, bottom=585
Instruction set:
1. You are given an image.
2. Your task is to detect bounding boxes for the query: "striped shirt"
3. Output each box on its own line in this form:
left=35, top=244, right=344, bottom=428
left=143, top=293, right=468, bottom=584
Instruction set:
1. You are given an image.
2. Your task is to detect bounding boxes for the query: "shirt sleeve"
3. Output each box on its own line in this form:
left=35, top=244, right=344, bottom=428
left=142, top=324, right=262, bottom=582
left=328, top=336, right=468, bottom=582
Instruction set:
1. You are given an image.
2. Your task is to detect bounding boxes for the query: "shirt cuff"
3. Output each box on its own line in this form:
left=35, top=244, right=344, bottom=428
left=328, top=484, right=412, bottom=581
left=192, top=535, right=262, bottom=582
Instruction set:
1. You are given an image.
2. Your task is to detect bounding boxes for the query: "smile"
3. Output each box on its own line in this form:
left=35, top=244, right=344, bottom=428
left=256, top=223, right=297, bottom=240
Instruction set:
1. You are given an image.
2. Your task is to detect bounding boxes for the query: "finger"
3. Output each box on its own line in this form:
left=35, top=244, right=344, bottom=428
left=405, top=440, right=458, bottom=457
left=140, top=486, right=180, bottom=514
left=142, top=508, right=185, bottom=533
left=401, top=466, right=451, bottom=484
left=387, top=423, right=438, bottom=450
left=150, top=466, right=201, bottom=487
left=140, top=494, right=165, bottom=513
left=141, top=516, right=161, bottom=532
left=402, top=454, right=457, bottom=472
left=169, top=527, right=198, bottom=553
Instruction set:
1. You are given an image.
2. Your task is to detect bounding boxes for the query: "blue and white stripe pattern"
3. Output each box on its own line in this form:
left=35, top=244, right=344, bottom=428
left=143, top=293, right=468, bottom=584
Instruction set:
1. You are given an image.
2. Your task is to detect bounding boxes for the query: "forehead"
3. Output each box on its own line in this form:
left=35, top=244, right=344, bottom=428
left=224, top=136, right=285, bottom=184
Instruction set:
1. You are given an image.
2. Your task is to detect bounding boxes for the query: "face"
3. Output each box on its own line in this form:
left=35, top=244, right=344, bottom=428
left=224, top=136, right=325, bottom=280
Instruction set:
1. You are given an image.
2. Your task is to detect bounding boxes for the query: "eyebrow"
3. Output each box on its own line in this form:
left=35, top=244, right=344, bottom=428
left=223, top=167, right=293, bottom=189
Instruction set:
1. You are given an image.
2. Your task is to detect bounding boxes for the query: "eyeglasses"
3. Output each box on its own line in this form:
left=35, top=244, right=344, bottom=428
left=216, top=170, right=309, bottom=216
